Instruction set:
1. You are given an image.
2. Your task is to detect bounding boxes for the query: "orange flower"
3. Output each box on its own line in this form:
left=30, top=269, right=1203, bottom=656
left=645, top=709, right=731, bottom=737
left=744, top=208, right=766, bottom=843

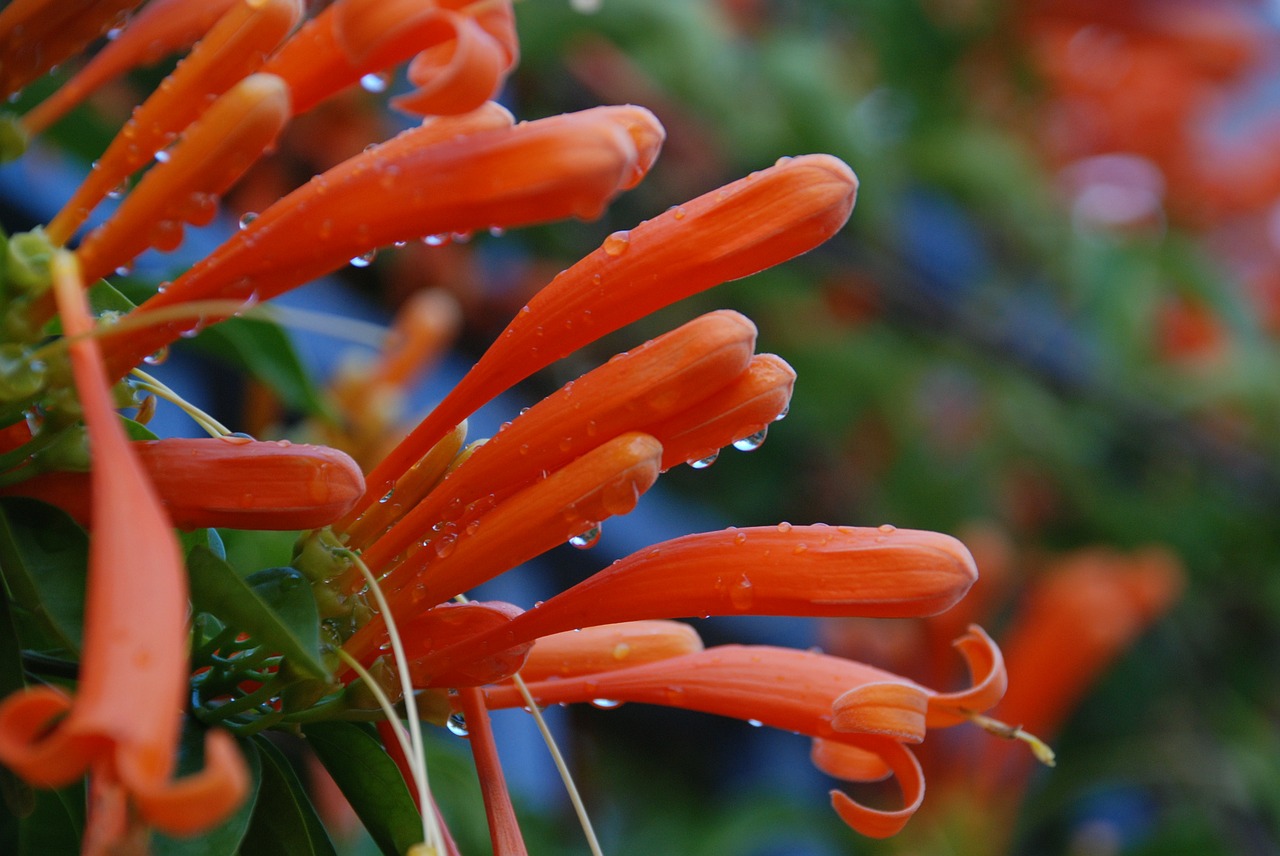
left=262, top=0, right=518, bottom=116
left=0, top=436, right=365, bottom=530
left=20, top=0, right=244, bottom=135
left=354, top=153, right=858, bottom=509
left=0, top=254, right=248, bottom=849
left=100, top=103, right=663, bottom=376
left=479, top=627, right=1005, bottom=839
left=0, top=0, right=146, bottom=100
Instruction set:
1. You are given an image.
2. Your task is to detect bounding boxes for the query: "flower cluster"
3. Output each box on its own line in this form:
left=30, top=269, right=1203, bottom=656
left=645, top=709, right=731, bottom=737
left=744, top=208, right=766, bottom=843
left=0, top=1, right=1038, bottom=853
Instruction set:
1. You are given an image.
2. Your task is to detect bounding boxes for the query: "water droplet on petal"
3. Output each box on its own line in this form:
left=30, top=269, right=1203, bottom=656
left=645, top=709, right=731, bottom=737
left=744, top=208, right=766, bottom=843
left=446, top=713, right=469, bottom=736
left=488, top=226, right=506, bottom=238
left=422, top=233, right=448, bottom=247
left=773, top=404, right=789, bottom=422
left=878, top=523, right=897, bottom=534
left=729, top=573, right=755, bottom=610
left=602, top=230, right=630, bottom=257
left=434, top=533, right=457, bottom=558
left=688, top=451, right=719, bottom=470
left=733, top=427, right=768, bottom=452
left=590, top=698, right=624, bottom=710
left=360, top=71, right=390, bottom=93
left=568, top=525, right=601, bottom=550
left=746, top=718, right=764, bottom=728
left=107, top=179, right=129, bottom=200
left=142, top=346, right=170, bottom=366
left=777, top=521, right=792, bottom=533
left=154, top=148, right=171, bottom=164
left=238, top=212, right=258, bottom=230
left=350, top=249, right=377, bottom=268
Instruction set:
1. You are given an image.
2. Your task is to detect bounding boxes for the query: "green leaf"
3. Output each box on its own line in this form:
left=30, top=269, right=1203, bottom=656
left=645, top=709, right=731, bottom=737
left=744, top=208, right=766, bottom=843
left=120, top=414, right=159, bottom=441
left=153, top=729, right=262, bottom=856
left=179, top=528, right=226, bottom=562
left=15, top=781, right=84, bottom=856
left=304, top=721, right=424, bottom=856
left=187, top=317, right=335, bottom=419
left=0, top=499, right=88, bottom=653
left=241, top=736, right=337, bottom=856
left=186, top=547, right=327, bottom=678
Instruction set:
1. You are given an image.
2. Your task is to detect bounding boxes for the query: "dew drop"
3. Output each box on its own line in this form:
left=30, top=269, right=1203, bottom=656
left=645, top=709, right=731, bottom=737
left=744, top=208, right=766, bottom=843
left=154, top=148, right=171, bottom=164
left=142, top=346, right=170, bottom=366
left=590, top=698, right=624, bottom=709
left=777, top=521, right=792, bottom=533
left=732, top=427, right=768, bottom=452
left=612, top=643, right=631, bottom=661
left=878, top=523, right=897, bottom=534
left=238, top=212, right=258, bottom=230
left=688, top=451, right=719, bottom=470
left=729, top=574, right=755, bottom=610
left=379, top=489, right=394, bottom=504
left=746, top=718, right=764, bottom=728
left=568, top=525, right=601, bottom=550
left=434, top=533, right=458, bottom=558
left=219, top=432, right=255, bottom=445
left=422, top=233, right=448, bottom=247
left=107, top=179, right=129, bottom=200
left=360, top=71, right=390, bottom=93
left=734, top=531, right=748, bottom=545
left=773, top=403, right=789, bottom=422
left=671, top=205, right=687, bottom=220
left=446, top=713, right=469, bottom=736
left=350, top=249, right=377, bottom=268
left=488, top=226, right=506, bottom=238
left=602, top=230, right=630, bottom=257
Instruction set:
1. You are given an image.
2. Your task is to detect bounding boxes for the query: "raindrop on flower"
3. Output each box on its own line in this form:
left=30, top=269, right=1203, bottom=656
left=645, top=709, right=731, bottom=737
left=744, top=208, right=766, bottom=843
left=422, top=234, right=448, bottom=247
left=446, top=713, right=469, bottom=736
left=154, top=148, right=171, bottom=164
left=746, top=719, right=764, bottom=728
left=142, top=346, right=170, bottom=366
left=568, top=525, right=601, bottom=550
left=107, top=179, right=129, bottom=200
left=379, top=489, right=395, bottom=504
left=350, top=250, right=377, bottom=268
left=360, top=72, right=390, bottom=93
left=602, top=230, right=631, bottom=257
left=590, top=699, right=624, bottom=710
left=732, top=427, right=768, bottom=452
left=878, top=523, right=897, bottom=534
left=434, top=533, right=458, bottom=558
left=688, top=451, right=719, bottom=470
left=729, top=574, right=755, bottom=610
left=773, top=403, right=789, bottom=422
left=488, top=226, right=506, bottom=238
left=238, top=212, right=258, bottom=230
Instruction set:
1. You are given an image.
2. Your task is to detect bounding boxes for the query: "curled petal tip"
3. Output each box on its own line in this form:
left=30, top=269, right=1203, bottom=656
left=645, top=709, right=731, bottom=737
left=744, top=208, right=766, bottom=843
left=828, top=739, right=924, bottom=839
left=832, top=682, right=928, bottom=743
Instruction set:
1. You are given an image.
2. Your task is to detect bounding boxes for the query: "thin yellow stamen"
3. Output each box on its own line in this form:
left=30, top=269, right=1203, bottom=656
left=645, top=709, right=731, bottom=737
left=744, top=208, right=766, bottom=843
left=966, top=711, right=1057, bottom=767
left=129, top=367, right=231, bottom=437
left=347, top=550, right=444, bottom=854
left=512, top=672, right=606, bottom=856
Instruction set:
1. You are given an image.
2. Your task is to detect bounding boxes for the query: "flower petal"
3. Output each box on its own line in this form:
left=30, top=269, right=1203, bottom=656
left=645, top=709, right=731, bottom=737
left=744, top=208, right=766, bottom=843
left=21, top=0, right=243, bottom=135
left=0, top=0, right=146, bottom=100
left=829, top=737, right=925, bottom=839
left=1, top=437, right=365, bottom=530
left=831, top=682, right=928, bottom=743
left=45, top=0, right=301, bottom=243
left=352, top=310, right=755, bottom=564
left=357, top=153, right=856, bottom=506
left=76, top=72, right=292, bottom=283
left=507, top=620, right=704, bottom=683
left=924, top=625, right=1007, bottom=727
left=105, top=105, right=654, bottom=377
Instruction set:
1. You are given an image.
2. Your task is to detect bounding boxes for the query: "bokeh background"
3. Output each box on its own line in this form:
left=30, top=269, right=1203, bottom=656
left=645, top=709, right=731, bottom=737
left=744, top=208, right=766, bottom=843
left=6, top=0, right=1280, bottom=854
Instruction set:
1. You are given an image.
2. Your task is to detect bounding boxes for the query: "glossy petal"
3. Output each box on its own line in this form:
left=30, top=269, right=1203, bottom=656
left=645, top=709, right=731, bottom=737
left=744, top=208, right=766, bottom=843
left=0, top=254, right=248, bottom=839
left=0, top=436, right=366, bottom=530
left=414, top=525, right=977, bottom=681
left=352, top=310, right=756, bottom=564
left=515, top=620, right=705, bottom=682
left=357, top=153, right=856, bottom=506
left=21, top=0, right=243, bottom=134
left=45, top=0, right=301, bottom=241
left=76, top=72, right=292, bottom=283
left=104, top=105, right=657, bottom=377
left=0, top=0, right=146, bottom=99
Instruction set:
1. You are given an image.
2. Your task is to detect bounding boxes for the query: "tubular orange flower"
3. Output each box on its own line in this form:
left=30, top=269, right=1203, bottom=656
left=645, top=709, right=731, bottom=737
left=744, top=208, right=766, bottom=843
left=101, top=103, right=662, bottom=376
left=0, top=0, right=145, bottom=100
left=515, top=620, right=706, bottom=681
left=0, top=253, right=248, bottom=845
left=351, top=309, right=759, bottom=565
left=406, top=524, right=978, bottom=684
left=0, top=436, right=365, bottom=530
left=19, top=0, right=243, bottom=136
left=74, top=72, right=293, bottom=284
left=263, top=0, right=517, bottom=116
left=44, top=0, right=301, bottom=242
left=480, top=629, right=1005, bottom=839
left=355, top=153, right=858, bottom=509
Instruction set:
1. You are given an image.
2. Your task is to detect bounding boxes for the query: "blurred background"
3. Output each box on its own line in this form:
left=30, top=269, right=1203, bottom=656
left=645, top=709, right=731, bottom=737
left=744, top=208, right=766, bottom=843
left=7, top=0, right=1280, bottom=853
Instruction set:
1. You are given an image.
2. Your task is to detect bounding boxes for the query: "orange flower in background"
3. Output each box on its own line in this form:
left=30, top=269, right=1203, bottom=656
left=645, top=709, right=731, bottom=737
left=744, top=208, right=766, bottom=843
left=0, top=1, right=1042, bottom=851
